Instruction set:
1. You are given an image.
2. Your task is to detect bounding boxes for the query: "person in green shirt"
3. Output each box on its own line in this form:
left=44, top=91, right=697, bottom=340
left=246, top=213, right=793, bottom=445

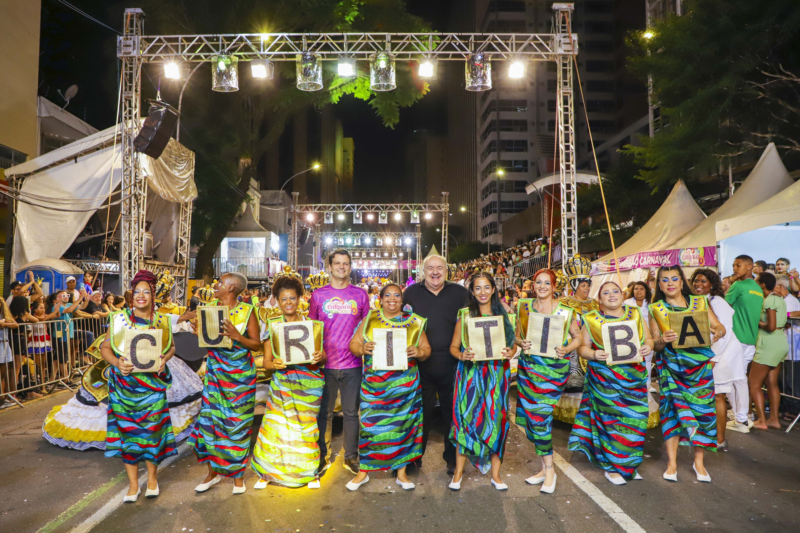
left=724, top=255, right=764, bottom=433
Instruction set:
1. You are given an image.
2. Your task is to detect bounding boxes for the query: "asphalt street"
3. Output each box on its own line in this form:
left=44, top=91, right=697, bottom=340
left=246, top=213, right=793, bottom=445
left=2, top=389, right=800, bottom=533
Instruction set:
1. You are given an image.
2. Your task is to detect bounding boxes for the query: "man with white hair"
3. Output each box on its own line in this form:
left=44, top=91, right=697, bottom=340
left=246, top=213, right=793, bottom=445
left=402, top=254, right=468, bottom=475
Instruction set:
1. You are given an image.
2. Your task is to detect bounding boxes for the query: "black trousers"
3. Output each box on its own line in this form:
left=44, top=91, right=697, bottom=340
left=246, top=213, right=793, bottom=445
left=419, top=357, right=457, bottom=464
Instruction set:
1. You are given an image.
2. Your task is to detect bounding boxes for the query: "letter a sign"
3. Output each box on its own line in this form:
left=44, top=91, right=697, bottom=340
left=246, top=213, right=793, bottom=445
left=198, top=306, right=233, bottom=349
left=601, top=321, right=642, bottom=366
left=273, top=322, right=315, bottom=365
left=525, top=314, right=565, bottom=358
left=466, top=316, right=505, bottom=361
left=668, top=311, right=711, bottom=349
left=123, top=329, right=163, bottom=373
left=372, top=328, right=408, bottom=371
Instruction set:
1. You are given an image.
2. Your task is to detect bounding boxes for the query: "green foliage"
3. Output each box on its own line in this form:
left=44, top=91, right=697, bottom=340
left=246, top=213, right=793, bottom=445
left=623, top=0, right=800, bottom=191
left=577, top=154, right=668, bottom=249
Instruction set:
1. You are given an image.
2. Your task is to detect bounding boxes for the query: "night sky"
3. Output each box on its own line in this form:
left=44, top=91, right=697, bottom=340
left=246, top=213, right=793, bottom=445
left=38, top=0, right=454, bottom=203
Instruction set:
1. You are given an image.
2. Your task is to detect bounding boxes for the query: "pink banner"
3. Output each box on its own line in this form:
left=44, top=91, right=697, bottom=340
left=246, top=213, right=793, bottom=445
left=591, top=246, right=717, bottom=275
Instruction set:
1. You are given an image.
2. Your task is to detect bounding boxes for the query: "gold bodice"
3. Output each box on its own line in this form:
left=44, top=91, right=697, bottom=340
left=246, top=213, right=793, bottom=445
left=361, top=310, right=426, bottom=346
left=583, top=306, right=645, bottom=349
left=517, top=299, right=576, bottom=346
left=560, top=295, right=600, bottom=316
left=649, top=294, right=708, bottom=333
left=107, top=310, right=173, bottom=357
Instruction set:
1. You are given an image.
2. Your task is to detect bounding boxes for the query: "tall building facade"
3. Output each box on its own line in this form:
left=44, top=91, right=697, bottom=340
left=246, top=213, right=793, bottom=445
left=476, top=0, right=647, bottom=244
left=406, top=131, right=445, bottom=203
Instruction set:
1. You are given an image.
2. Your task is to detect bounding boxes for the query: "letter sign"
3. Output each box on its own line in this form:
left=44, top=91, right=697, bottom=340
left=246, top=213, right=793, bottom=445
left=273, top=321, right=315, bottom=365
left=198, top=305, right=233, bottom=349
left=525, top=313, right=566, bottom=358
left=668, top=311, right=711, bottom=349
left=123, top=328, right=163, bottom=373
left=372, top=328, right=409, bottom=371
left=601, top=320, right=643, bottom=366
left=466, top=316, right=506, bottom=361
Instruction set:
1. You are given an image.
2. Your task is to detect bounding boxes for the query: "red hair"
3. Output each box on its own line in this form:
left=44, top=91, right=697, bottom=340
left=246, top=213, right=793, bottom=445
left=532, top=269, right=557, bottom=286
left=596, top=281, right=622, bottom=296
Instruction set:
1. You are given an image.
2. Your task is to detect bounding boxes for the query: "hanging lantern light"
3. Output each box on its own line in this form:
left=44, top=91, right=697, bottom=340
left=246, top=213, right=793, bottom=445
left=370, top=51, right=396, bottom=92
left=251, top=59, right=274, bottom=80
left=296, top=52, right=323, bottom=91
left=465, top=52, right=491, bottom=92
left=418, top=57, right=438, bottom=80
left=212, top=54, right=239, bottom=92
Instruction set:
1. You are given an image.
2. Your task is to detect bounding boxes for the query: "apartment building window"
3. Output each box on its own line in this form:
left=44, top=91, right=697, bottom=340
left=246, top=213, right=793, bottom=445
left=486, top=20, right=527, bottom=33
left=589, top=120, right=618, bottom=134
left=480, top=139, right=528, bottom=163
left=584, top=99, right=616, bottom=113
left=482, top=222, right=499, bottom=238
left=482, top=201, right=498, bottom=218
left=480, top=99, right=528, bottom=123
left=480, top=179, right=528, bottom=200
left=0, top=144, right=27, bottom=170
left=586, top=80, right=615, bottom=93
left=585, top=60, right=615, bottom=73
left=480, top=159, right=529, bottom=180
left=500, top=200, right=529, bottom=213
left=480, top=119, right=528, bottom=142
left=585, top=40, right=614, bottom=53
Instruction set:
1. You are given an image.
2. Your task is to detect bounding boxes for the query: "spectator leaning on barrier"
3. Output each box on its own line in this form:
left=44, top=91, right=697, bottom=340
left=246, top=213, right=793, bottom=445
left=6, top=271, right=44, bottom=307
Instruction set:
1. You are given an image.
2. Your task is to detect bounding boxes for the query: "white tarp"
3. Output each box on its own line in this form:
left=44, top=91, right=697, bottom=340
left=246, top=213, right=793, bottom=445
left=716, top=177, right=800, bottom=276
left=660, top=143, right=794, bottom=251
left=6, top=125, right=196, bottom=274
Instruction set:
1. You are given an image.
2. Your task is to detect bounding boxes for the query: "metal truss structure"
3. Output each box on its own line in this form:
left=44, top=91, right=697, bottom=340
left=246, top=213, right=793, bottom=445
left=118, top=5, right=578, bottom=290
left=64, top=260, right=120, bottom=275
left=319, top=232, right=420, bottom=244
left=290, top=193, right=448, bottom=269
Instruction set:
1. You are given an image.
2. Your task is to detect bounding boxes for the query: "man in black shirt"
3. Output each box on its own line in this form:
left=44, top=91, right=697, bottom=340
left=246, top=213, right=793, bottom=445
left=402, top=254, right=468, bottom=474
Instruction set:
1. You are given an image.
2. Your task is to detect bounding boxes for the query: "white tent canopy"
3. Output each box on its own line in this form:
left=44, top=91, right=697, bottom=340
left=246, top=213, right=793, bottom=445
left=595, top=180, right=706, bottom=266
left=5, top=125, right=197, bottom=274
left=716, top=175, right=800, bottom=276
left=661, top=143, right=794, bottom=251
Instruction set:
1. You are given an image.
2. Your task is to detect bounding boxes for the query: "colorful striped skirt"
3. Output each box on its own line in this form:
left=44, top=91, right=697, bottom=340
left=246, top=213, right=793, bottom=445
left=189, top=345, right=257, bottom=478
left=450, top=359, right=510, bottom=474
left=657, top=346, right=717, bottom=450
left=251, top=365, right=324, bottom=486
left=105, top=366, right=177, bottom=465
left=515, top=354, right=570, bottom=456
left=568, top=360, right=648, bottom=479
left=359, top=356, right=423, bottom=472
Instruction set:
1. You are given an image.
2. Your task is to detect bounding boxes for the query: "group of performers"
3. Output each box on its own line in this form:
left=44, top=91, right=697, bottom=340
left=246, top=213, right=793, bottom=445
left=40, top=251, right=727, bottom=502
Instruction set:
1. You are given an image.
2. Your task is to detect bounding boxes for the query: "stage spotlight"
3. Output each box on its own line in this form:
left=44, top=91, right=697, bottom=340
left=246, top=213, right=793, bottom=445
left=410, top=211, right=420, bottom=224
left=393, top=213, right=402, bottom=221
left=354, top=237, right=361, bottom=246
left=377, top=238, right=383, bottom=246
left=424, top=212, right=432, bottom=220
left=346, top=237, right=352, bottom=244
left=399, top=252, right=404, bottom=257
left=324, top=212, right=334, bottom=224
left=385, top=237, right=392, bottom=245
left=297, top=52, right=323, bottom=91
left=370, top=51, right=396, bottom=92
left=338, top=237, right=345, bottom=245
left=325, top=237, right=333, bottom=245
left=364, top=237, right=371, bottom=245
left=379, top=212, right=388, bottom=224
left=338, top=56, right=356, bottom=77
left=418, top=58, right=438, bottom=79
left=465, top=53, right=491, bottom=92
left=370, top=252, right=375, bottom=257
left=509, top=59, right=525, bottom=79
left=338, top=213, right=345, bottom=220
left=404, top=237, right=412, bottom=245
left=251, top=59, right=274, bottom=80
left=366, top=213, right=375, bottom=221
left=353, top=212, right=362, bottom=224
left=212, top=54, right=239, bottom=92
left=306, top=213, right=315, bottom=221
left=164, top=61, right=181, bottom=80
left=384, top=252, right=389, bottom=257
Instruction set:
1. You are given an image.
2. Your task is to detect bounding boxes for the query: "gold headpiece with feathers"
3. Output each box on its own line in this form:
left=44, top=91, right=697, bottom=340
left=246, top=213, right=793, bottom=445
left=274, top=265, right=303, bottom=283
left=196, top=281, right=217, bottom=304
left=154, top=270, right=176, bottom=303
left=306, top=271, right=330, bottom=291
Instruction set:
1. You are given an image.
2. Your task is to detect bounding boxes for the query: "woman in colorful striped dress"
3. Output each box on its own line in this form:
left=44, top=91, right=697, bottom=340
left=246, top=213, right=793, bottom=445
left=251, top=276, right=326, bottom=490
left=568, top=281, right=654, bottom=485
left=649, top=266, right=726, bottom=483
left=515, top=269, right=582, bottom=494
left=100, top=270, right=176, bottom=502
left=190, top=272, right=261, bottom=495
left=346, top=283, right=430, bottom=492
left=448, top=272, right=517, bottom=492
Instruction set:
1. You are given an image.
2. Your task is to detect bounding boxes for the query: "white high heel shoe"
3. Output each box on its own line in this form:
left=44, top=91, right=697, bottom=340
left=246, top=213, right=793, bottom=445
left=195, top=476, right=221, bottom=493
left=525, top=473, right=546, bottom=485
left=232, top=483, right=246, bottom=495
left=396, top=478, right=415, bottom=490
left=145, top=484, right=160, bottom=498
left=448, top=474, right=462, bottom=491
left=662, top=470, right=677, bottom=482
left=605, top=472, right=627, bottom=485
left=123, top=488, right=141, bottom=503
left=307, top=479, right=321, bottom=489
left=345, top=475, right=370, bottom=491
left=253, top=478, right=269, bottom=490
left=491, top=479, right=508, bottom=491
left=634, top=471, right=643, bottom=480
left=693, top=463, right=711, bottom=483
left=540, top=473, right=557, bottom=494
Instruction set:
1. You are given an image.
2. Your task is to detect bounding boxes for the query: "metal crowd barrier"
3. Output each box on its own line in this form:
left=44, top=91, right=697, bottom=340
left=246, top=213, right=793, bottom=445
left=0, top=316, right=108, bottom=408
left=781, top=317, right=800, bottom=433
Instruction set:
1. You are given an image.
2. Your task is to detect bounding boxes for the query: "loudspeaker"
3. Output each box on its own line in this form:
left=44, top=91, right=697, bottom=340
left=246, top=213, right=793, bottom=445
left=298, top=227, right=310, bottom=245
left=134, top=101, right=180, bottom=159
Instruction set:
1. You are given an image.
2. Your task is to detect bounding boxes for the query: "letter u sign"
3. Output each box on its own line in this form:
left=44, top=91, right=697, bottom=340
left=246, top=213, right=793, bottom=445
left=198, top=306, right=233, bottom=349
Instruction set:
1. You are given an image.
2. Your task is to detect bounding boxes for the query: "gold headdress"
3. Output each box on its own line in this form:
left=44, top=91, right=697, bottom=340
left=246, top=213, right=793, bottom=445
left=555, top=269, right=568, bottom=293
left=274, top=265, right=303, bottom=283
left=564, top=254, right=592, bottom=291
left=306, top=271, right=330, bottom=291
left=154, top=270, right=175, bottom=303
left=196, top=281, right=217, bottom=304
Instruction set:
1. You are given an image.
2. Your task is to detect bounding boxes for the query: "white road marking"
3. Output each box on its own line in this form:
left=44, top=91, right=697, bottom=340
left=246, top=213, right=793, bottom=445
left=69, top=442, right=190, bottom=533
left=513, top=423, right=646, bottom=533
